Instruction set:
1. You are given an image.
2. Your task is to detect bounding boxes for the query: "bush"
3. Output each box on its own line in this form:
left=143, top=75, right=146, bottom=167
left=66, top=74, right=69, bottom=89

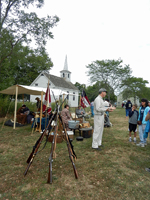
left=0, top=97, right=37, bottom=117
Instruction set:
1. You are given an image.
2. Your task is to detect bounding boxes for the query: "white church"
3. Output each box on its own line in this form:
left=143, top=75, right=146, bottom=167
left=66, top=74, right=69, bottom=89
left=30, top=56, right=80, bottom=107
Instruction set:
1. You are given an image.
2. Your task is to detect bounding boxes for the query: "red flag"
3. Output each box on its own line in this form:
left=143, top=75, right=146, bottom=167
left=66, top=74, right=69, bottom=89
left=43, top=85, right=51, bottom=114
left=81, top=90, right=91, bottom=108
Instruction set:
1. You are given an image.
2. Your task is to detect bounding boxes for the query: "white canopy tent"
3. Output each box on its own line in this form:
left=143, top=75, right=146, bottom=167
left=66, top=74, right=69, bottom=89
left=0, top=85, right=47, bottom=129
left=0, top=84, right=80, bottom=129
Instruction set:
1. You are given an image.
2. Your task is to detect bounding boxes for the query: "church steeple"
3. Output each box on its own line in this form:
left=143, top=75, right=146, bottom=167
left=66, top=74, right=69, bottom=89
left=60, top=55, right=71, bottom=82
left=64, top=55, right=68, bottom=70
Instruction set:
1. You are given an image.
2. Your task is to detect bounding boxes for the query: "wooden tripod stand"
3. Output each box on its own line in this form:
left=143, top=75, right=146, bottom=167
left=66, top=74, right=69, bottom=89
left=24, top=104, right=78, bottom=184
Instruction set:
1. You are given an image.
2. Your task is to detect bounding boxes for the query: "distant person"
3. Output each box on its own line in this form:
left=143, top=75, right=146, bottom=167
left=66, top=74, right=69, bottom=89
left=35, top=97, right=42, bottom=112
left=143, top=109, right=150, bottom=146
left=104, top=99, right=111, bottom=117
left=128, top=104, right=139, bottom=143
left=90, top=101, right=94, bottom=117
left=125, top=100, right=132, bottom=118
left=17, top=104, right=33, bottom=124
left=61, top=104, right=72, bottom=131
left=144, top=110, right=150, bottom=173
left=136, top=98, right=150, bottom=147
left=76, top=105, right=88, bottom=118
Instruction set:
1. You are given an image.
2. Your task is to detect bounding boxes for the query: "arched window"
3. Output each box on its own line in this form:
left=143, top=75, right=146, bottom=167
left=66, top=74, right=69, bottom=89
left=63, top=73, right=65, bottom=77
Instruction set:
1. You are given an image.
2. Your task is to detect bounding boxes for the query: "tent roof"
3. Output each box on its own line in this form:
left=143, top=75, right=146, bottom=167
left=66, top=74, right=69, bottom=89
left=0, top=85, right=46, bottom=95
left=0, top=85, right=79, bottom=96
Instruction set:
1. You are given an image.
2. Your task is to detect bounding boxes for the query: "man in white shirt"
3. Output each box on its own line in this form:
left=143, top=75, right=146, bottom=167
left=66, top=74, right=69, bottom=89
left=92, top=88, right=115, bottom=151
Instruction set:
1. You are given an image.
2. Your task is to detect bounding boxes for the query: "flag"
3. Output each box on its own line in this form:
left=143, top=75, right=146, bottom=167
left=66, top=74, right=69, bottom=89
left=81, top=90, right=91, bottom=108
left=43, top=84, right=51, bottom=114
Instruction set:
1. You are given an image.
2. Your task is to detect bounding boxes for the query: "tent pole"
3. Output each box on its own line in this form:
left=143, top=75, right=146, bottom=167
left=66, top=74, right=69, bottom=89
left=79, top=95, right=81, bottom=106
left=62, top=93, right=65, bottom=109
left=22, top=94, right=24, bottom=104
left=13, top=85, right=18, bottom=129
left=39, top=91, right=43, bottom=132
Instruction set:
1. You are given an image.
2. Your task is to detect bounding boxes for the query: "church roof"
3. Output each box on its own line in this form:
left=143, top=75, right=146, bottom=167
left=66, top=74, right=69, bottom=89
left=44, top=72, right=78, bottom=91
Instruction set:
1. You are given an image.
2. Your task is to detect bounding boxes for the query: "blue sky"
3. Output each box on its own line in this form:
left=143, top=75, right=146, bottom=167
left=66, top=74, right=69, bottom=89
left=33, top=0, right=150, bottom=87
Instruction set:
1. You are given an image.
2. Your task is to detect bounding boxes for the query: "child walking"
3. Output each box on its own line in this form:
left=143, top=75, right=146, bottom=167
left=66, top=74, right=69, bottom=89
left=128, top=104, right=139, bottom=143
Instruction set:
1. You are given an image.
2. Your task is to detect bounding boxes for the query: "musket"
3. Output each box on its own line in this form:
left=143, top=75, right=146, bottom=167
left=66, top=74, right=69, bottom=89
left=59, top=114, right=78, bottom=179
left=47, top=104, right=59, bottom=184
left=24, top=112, right=56, bottom=176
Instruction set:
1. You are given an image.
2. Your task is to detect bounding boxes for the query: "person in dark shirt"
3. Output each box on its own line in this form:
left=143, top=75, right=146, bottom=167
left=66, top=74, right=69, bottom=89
left=125, top=100, right=132, bottom=118
left=128, top=104, right=139, bottom=143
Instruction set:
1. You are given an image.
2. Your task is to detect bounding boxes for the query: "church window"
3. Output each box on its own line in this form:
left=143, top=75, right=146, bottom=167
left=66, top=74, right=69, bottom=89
left=41, top=74, right=44, bottom=76
left=68, top=74, right=69, bottom=78
left=35, top=83, right=38, bottom=86
left=73, top=92, right=75, bottom=101
left=67, top=91, right=69, bottom=100
left=63, top=73, right=65, bottom=77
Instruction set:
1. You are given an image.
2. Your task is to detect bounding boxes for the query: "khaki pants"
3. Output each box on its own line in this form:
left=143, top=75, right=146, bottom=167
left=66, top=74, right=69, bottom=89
left=92, top=114, right=104, bottom=148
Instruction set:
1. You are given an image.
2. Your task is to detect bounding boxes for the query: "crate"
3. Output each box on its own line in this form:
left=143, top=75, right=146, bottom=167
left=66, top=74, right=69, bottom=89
left=48, top=135, right=63, bottom=143
left=67, top=131, right=74, bottom=139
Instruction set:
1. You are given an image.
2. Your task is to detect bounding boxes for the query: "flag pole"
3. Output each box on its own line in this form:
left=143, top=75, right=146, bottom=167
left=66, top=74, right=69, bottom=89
left=13, top=85, right=18, bottom=129
left=62, top=93, right=65, bottom=109
left=39, top=91, right=43, bottom=132
left=79, top=94, right=81, bottom=106
left=45, top=80, right=50, bottom=129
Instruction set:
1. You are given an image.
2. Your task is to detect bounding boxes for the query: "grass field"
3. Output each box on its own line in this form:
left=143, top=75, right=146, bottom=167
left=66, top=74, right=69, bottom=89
left=0, top=108, right=150, bottom=200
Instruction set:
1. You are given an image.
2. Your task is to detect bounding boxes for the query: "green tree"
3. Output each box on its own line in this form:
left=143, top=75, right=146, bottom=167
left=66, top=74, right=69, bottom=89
left=0, top=44, right=53, bottom=90
left=74, top=82, right=86, bottom=93
left=86, top=58, right=132, bottom=97
left=0, top=0, right=59, bottom=63
left=85, top=81, right=117, bottom=103
left=0, top=0, right=59, bottom=89
left=121, top=77, right=149, bottom=103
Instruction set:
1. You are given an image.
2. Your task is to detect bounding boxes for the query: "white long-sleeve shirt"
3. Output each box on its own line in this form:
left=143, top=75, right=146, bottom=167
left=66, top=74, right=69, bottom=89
left=94, top=95, right=108, bottom=115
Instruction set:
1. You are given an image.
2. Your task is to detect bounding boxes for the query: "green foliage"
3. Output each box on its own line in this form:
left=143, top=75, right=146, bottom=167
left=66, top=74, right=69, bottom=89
left=74, top=81, right=117, bottom=103
left=74, top=82, right=86, bottom=93
left=86, top=58, right=132, bottom=95
left=121, top=77, right=149, bottom=102
left=0, top=0, right=59, bottom=90
left=0, top=44, right=53, bottom=90
left=85, top=81, right=117, bottom=103
left=0, top=96, right=37, bottom=117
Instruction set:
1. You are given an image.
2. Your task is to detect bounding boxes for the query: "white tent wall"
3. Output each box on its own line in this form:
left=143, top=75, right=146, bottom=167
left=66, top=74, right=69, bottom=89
left=30, top=88, right=79, bottom=107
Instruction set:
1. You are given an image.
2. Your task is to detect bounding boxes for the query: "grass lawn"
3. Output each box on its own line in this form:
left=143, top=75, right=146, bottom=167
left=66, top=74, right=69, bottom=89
left=0, top=108, right=150, bottom=200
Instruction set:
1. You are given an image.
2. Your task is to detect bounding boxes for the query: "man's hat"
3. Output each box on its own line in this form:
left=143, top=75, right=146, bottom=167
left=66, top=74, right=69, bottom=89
left=99, top=88, right=107, bottom=94
left=35, top=97, right=40, bottom=100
